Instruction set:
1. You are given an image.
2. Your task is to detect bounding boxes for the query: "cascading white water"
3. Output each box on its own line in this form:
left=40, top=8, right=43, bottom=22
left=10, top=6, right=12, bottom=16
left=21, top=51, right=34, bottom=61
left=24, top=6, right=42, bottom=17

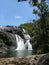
left=22, top=29, right=31, bottom=40
left=15, top=28, right=32, bottom=50
left=25, top=40, right=32, bottom=50
left=15, top=34, right=25, bottom=50
left=22, top=29, right=32, bottom=50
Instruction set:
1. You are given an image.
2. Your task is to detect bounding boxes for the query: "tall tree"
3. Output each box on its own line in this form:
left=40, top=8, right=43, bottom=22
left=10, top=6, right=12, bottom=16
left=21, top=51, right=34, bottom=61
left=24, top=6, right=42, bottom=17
left=18, top=0, right=49, bottom=53
left=31, top=0, right=49, bottom=53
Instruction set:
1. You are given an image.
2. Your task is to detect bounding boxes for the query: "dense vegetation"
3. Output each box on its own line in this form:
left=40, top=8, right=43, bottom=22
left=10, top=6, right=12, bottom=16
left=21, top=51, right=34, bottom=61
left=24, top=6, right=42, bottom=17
left=20, top=0, right=49, bottom=53
left=20, top=18, right=49, bottom=53
left=20, top=22, right=35, bottom=37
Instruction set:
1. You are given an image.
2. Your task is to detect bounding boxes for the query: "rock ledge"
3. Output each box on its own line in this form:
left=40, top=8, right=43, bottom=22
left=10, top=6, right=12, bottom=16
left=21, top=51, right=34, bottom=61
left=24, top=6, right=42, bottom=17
left=0, top=54, right=49, bottom=65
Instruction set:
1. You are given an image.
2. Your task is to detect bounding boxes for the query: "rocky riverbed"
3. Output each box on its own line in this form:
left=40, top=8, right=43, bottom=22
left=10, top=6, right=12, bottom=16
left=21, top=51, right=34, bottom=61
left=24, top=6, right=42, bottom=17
left=0, top=54, right=49, bottom=65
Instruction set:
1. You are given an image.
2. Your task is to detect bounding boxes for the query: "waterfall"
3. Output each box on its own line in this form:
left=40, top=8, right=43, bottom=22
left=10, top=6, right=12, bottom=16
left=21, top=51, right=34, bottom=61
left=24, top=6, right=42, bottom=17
left=22, top=29, right=32, bottom=50
left=22, top=28, right=31, bottom=40
left=15, top=34, right=25, bottom=50
left=25, top=40, right=32, bottom=50
left=15, top=28, right=32, bottom=50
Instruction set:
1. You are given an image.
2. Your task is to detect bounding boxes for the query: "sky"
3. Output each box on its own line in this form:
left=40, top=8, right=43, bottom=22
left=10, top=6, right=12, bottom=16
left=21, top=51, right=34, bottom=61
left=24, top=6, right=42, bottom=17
left=0, top=0, right=49, bottom=26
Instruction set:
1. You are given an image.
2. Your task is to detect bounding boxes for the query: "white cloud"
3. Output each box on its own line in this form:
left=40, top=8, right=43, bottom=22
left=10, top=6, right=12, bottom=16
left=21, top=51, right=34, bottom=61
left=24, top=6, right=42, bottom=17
left=15, top=16, right=22, bottom=19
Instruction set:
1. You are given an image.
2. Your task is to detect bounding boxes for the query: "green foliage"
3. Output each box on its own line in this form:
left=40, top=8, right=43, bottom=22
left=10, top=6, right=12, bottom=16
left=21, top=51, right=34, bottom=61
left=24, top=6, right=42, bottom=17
left=33, top=9, right=38, bottom=14
left=32, top=0, right=49, bottom=53
left=32, top=0, right=38, bottom=6
left=20, top=15, right=49, bottom=53
left=18, top=0, right=49, bottom=53
left=20, top=22, right=35, bottom=37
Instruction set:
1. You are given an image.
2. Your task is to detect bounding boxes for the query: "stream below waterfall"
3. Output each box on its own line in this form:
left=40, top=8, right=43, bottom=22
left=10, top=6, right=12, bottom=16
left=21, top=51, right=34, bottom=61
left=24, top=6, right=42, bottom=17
left=3, top=50, right=33, bottom=58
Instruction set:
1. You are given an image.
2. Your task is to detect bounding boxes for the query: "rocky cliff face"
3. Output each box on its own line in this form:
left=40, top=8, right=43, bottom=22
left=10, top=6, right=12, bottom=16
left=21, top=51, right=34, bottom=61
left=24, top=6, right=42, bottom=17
left=0, top=26, right=16, bottom=46
left=0, top=26, right=32, bottom=47
left=0, top=26, right=24, bottom=37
